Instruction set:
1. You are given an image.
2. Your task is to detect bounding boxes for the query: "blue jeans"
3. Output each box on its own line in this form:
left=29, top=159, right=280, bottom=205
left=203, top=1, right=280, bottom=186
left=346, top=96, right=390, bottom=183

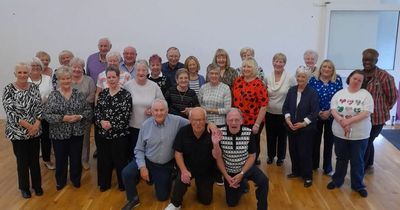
left=364, top=124, right=383, bottom=168
left=332, top=136, right=368, bottom=190
left=122, top=158, right=174, bottom=201
left=224, top=165, right=268, bottom=210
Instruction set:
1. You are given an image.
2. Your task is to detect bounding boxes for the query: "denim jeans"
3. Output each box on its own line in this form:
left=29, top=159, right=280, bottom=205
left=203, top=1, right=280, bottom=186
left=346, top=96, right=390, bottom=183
left=332, top=136, right=368, bottom=190
left=122, top=158, right=174, bottom=201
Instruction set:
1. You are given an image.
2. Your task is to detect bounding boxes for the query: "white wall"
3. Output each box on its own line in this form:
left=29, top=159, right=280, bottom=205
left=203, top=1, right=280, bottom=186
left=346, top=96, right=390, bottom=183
left=0, top=0, right=398, bottom=119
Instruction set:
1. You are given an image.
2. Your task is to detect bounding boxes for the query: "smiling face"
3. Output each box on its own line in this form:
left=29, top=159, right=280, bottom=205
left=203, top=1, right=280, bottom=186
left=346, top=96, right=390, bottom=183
left=60, top=54, right=72, bottom=66
left=304, top=54, right=316, bottom=68
left=71, top=63, right=84, bottom=78
left=296, top=72, right=308, bottom=87
left=30, top=63, right=42, bottom=78
left=362, top=52, right=377, bottom=71
left=176, top=72, right=189, bottom=89
left=207, top=68, right=220, bottom=85
left=273, top=58, right=285, bottom=73
left=320, top=61, right=334, bottom=79
left=152, top=101, right=168, bottom=124
left=167, top=49, right=180, bottom=67
left=107, top=56, right=119, bottom=68
left=216, top=55, right=227, bottom=69
left=242, top=63, right=254, bottom=78
left=39, top=55, right=50, bottom=67
left=189, top=108, right=206, bottom=135
left=15, top=66, right=30, bottom=83
left=123, top=47, right=137, bottom=66
left=135, top=64, right=148, bottom=83
left=187, top=59, right=198, bottom=74
left=98, top=39, right=111, bottom=57
left=58, top=74, right=72, bottom=89
left=150, top=60, right=162, bottom=76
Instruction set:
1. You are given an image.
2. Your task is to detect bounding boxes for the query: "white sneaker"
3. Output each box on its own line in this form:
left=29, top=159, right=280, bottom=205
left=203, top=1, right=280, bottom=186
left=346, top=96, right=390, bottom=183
left=164, top=203, right=181, bottom=210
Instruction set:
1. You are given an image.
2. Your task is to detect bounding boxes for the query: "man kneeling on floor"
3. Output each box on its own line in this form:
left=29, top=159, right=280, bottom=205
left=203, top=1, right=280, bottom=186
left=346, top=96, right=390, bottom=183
left=215, top=108, right=269, bottom=210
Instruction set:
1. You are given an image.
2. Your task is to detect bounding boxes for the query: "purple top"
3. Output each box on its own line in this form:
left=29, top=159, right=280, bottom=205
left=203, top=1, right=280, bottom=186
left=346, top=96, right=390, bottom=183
left=86, top=52, right=107, bottom=84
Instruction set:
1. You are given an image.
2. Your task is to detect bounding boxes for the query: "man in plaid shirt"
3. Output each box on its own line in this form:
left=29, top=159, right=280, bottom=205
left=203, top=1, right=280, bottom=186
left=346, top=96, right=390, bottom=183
left=362, top=48, right=398, bottom=171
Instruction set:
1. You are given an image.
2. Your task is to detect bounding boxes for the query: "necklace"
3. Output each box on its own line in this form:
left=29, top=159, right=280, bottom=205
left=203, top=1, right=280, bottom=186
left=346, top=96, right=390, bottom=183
left=14, top=82, right=29, bottom=90
left=177, top=87, right=188, bottom=101
left=31, top=75, right=42, bottom=86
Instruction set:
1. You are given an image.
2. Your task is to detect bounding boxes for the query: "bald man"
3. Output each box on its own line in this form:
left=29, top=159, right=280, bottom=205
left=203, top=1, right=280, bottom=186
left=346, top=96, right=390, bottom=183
left=120, top=46, right=137, bottom=78
left=165, top=107, right=220, bottom=210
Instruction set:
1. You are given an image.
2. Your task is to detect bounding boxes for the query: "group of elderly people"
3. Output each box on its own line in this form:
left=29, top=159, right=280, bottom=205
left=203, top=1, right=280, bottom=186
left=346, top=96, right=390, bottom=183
left=2, top=39, right=398, bottom=210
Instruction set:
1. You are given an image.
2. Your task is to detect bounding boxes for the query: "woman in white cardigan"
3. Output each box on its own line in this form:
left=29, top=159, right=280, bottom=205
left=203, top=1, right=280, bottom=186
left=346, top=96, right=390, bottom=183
left=264, top=53, right=296, bottom=166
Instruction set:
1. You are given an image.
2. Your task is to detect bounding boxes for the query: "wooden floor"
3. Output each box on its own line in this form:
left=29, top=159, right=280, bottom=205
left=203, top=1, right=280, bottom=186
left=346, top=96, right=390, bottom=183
left=1, top=121, right=400, bottom=210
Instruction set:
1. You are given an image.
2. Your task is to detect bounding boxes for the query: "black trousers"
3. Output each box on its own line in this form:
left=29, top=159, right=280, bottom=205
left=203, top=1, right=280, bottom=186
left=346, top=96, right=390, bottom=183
left=245, top=122, right=264, bottom=162
left=127, top=127, right=140, bottom=161
left=312, top=118, right=334, bottom=173
left=288, top=128, right=314, bottom=180
left=170, top=172, right=214, bottom=207
left=265, top=113, right=287, bottom=160
left=52, top=135, right=83, bottom=188
left=364, top=124, right=384, bottom=168
left=224, top=165, right=269, bottom=210
left=40, top=119, right=52, bottom=162
left=97, top=135, right=129, bottom=189
left=11, top=138, right=42, bottom=191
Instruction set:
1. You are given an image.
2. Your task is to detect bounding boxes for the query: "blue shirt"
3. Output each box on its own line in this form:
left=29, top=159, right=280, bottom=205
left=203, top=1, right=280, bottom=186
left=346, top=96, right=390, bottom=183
left=161, top=62, right=184, bottom=86
left=134, top=114, right=189, bottom=168
left=120, top=62, right=136, bottom=78
left=309, top=76, right=343, bottom=111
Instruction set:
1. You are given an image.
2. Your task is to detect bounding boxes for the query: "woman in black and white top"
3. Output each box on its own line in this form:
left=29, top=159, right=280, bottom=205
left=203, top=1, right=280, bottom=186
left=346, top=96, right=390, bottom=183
left=43, top=66, right=92, bottom=191
left=2, top=62, right=43, bottom=198
left=95, top=66, right=132, bottom=192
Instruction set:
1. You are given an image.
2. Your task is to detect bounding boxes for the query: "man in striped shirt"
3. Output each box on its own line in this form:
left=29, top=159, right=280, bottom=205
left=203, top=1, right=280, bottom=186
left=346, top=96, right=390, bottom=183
left=362, top=48, right=398, bottom=171
left=214, top=108, right=269, bottom=210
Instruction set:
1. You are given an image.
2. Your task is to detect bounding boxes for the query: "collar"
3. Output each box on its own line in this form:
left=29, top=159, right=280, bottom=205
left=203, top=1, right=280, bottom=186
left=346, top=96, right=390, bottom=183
left=148, top=72, right=163, bottom=79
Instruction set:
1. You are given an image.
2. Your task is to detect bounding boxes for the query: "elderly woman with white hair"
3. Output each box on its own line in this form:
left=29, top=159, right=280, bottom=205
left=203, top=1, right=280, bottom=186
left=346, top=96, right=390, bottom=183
left=303, top=50, right=319, bottom=75
left=236, top=47, right=264, bottom=81
left=28, top=58, right=55, bottom=170
left=123, top=59, right=164, bottom=159
left=3, top=62, right=43, bottom=198
left=283, top=66, right=319, bottom=188
left=70, top=57, right=96, bottom=170
left=43, top=66, right=92, bottom=191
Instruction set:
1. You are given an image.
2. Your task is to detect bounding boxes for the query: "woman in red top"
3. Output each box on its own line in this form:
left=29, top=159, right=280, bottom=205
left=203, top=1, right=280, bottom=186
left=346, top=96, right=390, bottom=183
left=232, top=57, right=268, bottom=165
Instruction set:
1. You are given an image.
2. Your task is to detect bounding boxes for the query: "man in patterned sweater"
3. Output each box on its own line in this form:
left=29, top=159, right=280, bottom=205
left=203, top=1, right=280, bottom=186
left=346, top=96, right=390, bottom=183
left=214, top=108, right=269, bottom=210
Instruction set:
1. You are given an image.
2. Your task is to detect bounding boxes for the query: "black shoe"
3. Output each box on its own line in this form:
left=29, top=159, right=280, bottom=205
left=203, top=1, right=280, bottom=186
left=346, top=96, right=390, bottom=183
left=276, top=159, right=284, bottom=166
left=21, top=190, right=31, bottom=199
left=326, top=182, right=336, bottom=190
left=73, top=182, right=81, bottom=188
left=304, top=179, right=312, bottom=188
left=93, top=150, right=97, bottom=158
left=121, top=198, right=140, bottom=210
left=118, top=186, right=125, bottom=191
left=100, top=186, right=110, bottom=192
left=358, top=189, right=368, bottom=197
left=267, top=158, right=273, bottom=164
left=215, top=175, right=224, bottom=186
left=34, top=187, right=44, bottom=196
left=255, top=159, right=261, bottom=165
left=287, top=173, right=299, bottom=178
left=56, top=185, right=65, bottom=191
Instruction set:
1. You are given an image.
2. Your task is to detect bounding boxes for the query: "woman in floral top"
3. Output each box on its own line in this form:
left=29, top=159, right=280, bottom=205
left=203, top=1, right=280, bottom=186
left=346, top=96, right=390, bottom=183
left=2, top=62, right=43, bottom=198
left=232, top=57, right=268, bottom=165
left=95, top=66, right=133, bottom=192
left=43, top=66, right=92, bottom=191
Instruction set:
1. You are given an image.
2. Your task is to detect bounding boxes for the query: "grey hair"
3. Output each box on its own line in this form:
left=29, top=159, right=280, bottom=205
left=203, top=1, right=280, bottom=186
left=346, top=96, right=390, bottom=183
left=226, top=108, right=242, bottom=120
left=98, top=37, right=112, bottom=46
left=58, top=50, right=74, bottom=63
left=188, top=107, right=207, bottom=119
left=240, top=47, right=255, bottom=58
left=31, top=57, right=44, bottom=70
left=134, top=59, right=149, bottom=71
left=151, top=98, right=169, bottom=110
left=69, top=57, right=85, bottom=69
left=303, top=50, right=318, bottom=62
left=55, top=66, right=72, bottom=79
left=166, top=47, right=181, bottom=57
left=15, top=62, right=31, bottom=73
left=106, top=51, right=121, bottom=62
left=295, top=65, right=311, bottom=78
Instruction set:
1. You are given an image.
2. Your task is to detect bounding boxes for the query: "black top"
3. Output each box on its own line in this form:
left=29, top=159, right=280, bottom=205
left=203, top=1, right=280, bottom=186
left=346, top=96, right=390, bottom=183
left=147, top=74, right=171, bottom=96
left=165, top=86, right=200, bottom=118
left=173, top=124, right=215, bottom=177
